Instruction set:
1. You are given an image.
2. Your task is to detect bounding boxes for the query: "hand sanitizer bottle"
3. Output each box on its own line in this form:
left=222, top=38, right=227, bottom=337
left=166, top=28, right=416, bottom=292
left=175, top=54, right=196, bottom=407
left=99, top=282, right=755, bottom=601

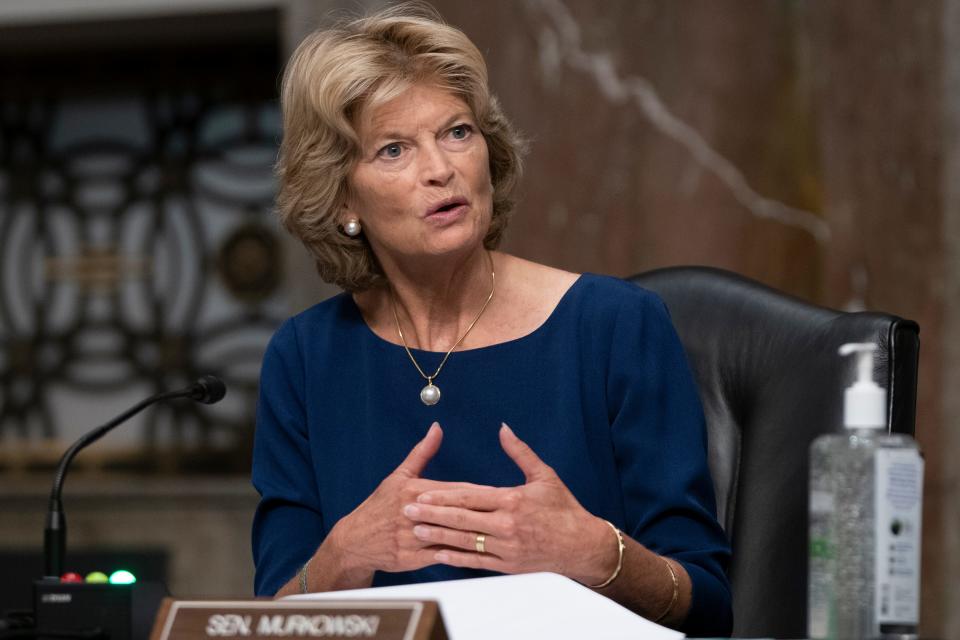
left=808, top=343, right=923, bottom=639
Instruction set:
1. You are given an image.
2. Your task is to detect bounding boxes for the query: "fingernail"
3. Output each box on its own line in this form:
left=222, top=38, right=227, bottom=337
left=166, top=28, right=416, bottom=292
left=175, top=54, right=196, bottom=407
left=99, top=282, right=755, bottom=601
left=435, top=552, right=449, bottom=563
left=501, top=422, right=513, bottom=434
left=413, top=525, right=430, bottom=539
left=403, top=504, right=420, bottom=518
left=417, top=493, right=433, bottom=504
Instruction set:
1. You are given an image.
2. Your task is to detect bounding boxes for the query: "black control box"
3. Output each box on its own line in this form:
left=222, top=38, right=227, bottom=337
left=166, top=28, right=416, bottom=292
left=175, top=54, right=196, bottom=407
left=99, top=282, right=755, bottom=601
left=33, top=580, right=167, bottom=640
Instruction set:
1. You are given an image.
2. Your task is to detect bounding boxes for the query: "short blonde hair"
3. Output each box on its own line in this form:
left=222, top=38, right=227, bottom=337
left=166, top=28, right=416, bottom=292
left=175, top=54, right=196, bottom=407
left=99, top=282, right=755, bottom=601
left=276, top=3, right=526, bottom=291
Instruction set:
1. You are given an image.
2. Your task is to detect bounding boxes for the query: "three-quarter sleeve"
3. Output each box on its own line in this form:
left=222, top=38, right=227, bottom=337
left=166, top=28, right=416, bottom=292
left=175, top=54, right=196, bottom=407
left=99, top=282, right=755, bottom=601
left=251, top=319, right=326, bottom=596
left=607, top=289, right=733, bottom=636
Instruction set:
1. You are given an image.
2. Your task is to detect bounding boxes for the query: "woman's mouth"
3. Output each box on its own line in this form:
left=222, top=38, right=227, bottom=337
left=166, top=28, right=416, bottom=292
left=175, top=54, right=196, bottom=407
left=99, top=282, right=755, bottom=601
left=426, top=198, right=469, bottom=222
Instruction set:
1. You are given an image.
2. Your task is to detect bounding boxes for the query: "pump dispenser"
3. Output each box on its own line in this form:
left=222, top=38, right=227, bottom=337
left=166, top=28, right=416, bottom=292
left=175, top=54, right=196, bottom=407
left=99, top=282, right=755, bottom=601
left=808, top=342, right=923, bottom=640
left=839, top=343, right=886, bottom=429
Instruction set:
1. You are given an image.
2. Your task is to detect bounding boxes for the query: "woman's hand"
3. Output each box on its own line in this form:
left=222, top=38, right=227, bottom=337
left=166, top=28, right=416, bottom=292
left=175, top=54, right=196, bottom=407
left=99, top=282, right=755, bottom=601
left=405, top=423, right=619, bottom=586
left=326, top=422, right=493, bottom=581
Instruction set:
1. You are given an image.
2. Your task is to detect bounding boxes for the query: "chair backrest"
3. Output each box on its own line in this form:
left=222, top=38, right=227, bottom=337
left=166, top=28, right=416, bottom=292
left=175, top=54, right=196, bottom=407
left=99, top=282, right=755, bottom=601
left=628, top=266, right=919, bottom=639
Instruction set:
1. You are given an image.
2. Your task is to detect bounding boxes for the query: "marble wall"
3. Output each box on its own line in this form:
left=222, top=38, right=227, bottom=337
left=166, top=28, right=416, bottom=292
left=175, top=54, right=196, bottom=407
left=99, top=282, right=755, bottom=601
left=391, top=0, right=955, bottom=635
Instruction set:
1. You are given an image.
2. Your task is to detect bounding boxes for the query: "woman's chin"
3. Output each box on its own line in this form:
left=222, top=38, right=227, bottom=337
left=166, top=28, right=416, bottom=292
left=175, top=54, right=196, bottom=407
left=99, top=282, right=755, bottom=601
left=409, top=239, right=485, bottom=263
left=416, top=225, right=486, bottom=257
left=420, top=244, right=482, bottom=261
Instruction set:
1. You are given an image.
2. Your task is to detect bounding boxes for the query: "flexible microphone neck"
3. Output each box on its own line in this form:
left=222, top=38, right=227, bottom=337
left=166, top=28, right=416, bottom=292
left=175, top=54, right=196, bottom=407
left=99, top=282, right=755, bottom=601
left=44, top=377, right=225, bottom=578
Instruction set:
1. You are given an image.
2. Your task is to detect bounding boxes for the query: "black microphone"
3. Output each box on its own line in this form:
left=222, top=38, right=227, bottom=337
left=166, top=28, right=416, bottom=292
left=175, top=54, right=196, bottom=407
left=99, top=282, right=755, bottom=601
left=43, top=376, right=227, bottom=578
left=187, top=375, right=227, bottom=404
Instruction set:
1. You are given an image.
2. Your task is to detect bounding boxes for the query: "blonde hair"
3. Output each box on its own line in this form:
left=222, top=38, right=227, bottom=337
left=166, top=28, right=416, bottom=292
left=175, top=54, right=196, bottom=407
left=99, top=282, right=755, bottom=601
left=276, top=2, right=526, bottom=291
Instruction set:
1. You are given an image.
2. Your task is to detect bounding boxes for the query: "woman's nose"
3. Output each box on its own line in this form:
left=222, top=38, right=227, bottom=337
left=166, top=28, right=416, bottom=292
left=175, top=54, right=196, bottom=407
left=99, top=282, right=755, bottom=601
left=419, top=143, right=454, bottom=186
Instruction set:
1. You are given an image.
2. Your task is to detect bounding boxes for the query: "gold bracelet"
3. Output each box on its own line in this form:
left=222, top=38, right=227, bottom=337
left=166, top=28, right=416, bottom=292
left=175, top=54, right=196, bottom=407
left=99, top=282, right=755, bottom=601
left=587, top=520, right=625, bottom=589
left=298, top=557, right=311, bottom=594
left=653, top=557, right=679, bottom=623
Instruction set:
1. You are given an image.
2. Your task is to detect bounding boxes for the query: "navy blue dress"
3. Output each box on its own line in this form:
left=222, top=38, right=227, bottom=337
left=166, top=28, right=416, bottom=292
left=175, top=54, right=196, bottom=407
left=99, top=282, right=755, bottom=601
left=251, top=274, right=732, bottom=636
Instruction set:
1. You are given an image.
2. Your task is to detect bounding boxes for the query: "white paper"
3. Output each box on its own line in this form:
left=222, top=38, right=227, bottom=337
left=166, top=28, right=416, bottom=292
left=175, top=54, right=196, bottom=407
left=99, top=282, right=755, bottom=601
left=285, top=572, right=685, bottom=640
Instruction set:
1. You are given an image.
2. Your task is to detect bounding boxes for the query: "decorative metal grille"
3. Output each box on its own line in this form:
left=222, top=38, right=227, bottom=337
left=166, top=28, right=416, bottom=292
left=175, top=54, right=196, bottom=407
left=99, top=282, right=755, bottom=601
left=0, top=86, right=287, bottom=473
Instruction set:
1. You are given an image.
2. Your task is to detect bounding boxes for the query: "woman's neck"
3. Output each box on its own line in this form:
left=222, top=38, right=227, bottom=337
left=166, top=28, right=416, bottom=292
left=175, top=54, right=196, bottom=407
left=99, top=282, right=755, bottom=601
left=355, top=249, right=497, bottom=352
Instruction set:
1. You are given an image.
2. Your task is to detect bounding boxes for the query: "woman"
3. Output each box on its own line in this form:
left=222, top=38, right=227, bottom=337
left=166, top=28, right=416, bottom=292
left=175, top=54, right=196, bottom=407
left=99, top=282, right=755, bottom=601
left=252, top=4, right=732, bottom=636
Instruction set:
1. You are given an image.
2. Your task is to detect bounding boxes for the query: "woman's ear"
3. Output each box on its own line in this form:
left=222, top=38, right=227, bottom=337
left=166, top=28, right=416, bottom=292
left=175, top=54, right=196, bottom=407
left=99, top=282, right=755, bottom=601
left=338, top=200, right=354, bottom=226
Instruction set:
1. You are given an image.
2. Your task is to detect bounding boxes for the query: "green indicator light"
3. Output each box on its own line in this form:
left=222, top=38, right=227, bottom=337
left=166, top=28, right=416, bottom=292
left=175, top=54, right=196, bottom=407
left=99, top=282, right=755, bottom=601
left=109, top=570, right=137, bottom=585
left=85, top=571, right=109, bottom=584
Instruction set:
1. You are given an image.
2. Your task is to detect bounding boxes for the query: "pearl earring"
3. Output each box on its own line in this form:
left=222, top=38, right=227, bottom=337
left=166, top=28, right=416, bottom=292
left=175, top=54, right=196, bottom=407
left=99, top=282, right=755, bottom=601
left=343, top=218, right=362, bottom=237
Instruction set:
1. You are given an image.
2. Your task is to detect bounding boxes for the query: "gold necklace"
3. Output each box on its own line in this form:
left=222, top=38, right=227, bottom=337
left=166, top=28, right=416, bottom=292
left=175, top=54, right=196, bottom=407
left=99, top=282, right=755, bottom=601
left=390, top=255, right=496, bottom=406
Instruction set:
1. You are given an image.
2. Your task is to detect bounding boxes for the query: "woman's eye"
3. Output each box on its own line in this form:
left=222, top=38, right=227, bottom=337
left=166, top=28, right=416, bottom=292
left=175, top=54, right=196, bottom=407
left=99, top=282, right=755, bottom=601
left=449, top=124, right=472, bottom=140
left=378, top=143, right=403, bottom=159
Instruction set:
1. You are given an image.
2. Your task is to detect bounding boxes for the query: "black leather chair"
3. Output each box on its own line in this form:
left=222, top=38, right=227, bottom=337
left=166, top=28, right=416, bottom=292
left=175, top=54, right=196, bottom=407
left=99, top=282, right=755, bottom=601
left=628, top=266, right=920, bottom=639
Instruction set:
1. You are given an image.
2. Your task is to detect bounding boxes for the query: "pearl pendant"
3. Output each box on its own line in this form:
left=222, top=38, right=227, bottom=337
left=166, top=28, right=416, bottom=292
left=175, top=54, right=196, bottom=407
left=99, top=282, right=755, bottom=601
left=420, top=383, right=441, bottom=406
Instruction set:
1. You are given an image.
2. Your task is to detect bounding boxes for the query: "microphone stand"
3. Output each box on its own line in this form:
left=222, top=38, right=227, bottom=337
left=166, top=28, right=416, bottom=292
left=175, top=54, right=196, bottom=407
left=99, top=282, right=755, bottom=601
left=44, top=377, right=225, bottom=578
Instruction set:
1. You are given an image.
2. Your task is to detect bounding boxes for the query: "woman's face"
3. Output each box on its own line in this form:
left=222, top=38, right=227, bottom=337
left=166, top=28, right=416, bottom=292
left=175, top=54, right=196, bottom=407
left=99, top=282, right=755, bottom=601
left=344, top=83, right=493, bottom=270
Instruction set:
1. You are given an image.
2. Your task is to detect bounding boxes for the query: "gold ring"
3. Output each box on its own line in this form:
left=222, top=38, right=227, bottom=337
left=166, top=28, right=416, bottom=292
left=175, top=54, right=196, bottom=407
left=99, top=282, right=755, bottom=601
left=475, top=533, right=486, bottom=554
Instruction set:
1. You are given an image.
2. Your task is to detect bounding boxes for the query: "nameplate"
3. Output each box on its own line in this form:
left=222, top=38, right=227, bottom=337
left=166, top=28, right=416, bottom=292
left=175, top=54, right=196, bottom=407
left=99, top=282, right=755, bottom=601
left=149, top=598, right=447, bottom=640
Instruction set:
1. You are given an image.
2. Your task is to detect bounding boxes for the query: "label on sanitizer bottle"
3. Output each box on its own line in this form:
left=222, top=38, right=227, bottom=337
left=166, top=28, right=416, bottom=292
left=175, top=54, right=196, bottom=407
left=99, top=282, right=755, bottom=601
left=874, top=448, right=923, bottom=626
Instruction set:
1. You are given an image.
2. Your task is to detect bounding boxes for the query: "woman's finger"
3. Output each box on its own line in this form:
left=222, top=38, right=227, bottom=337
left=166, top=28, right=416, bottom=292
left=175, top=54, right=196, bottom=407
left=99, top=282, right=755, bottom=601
left=433, top=548, right=509, bottom=573
left=410, top=479, right=498, bottom=495
left=412, top=524, right=505, bottom=556
left=405, top=547, right=449, bottom=570
left=416, top=486, right=510, bottom=511
left=394, top=422, right=443, bottom=478
left=403, top=502, right=502, bottom=536
left=499, top=423, right=555, bottom=482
